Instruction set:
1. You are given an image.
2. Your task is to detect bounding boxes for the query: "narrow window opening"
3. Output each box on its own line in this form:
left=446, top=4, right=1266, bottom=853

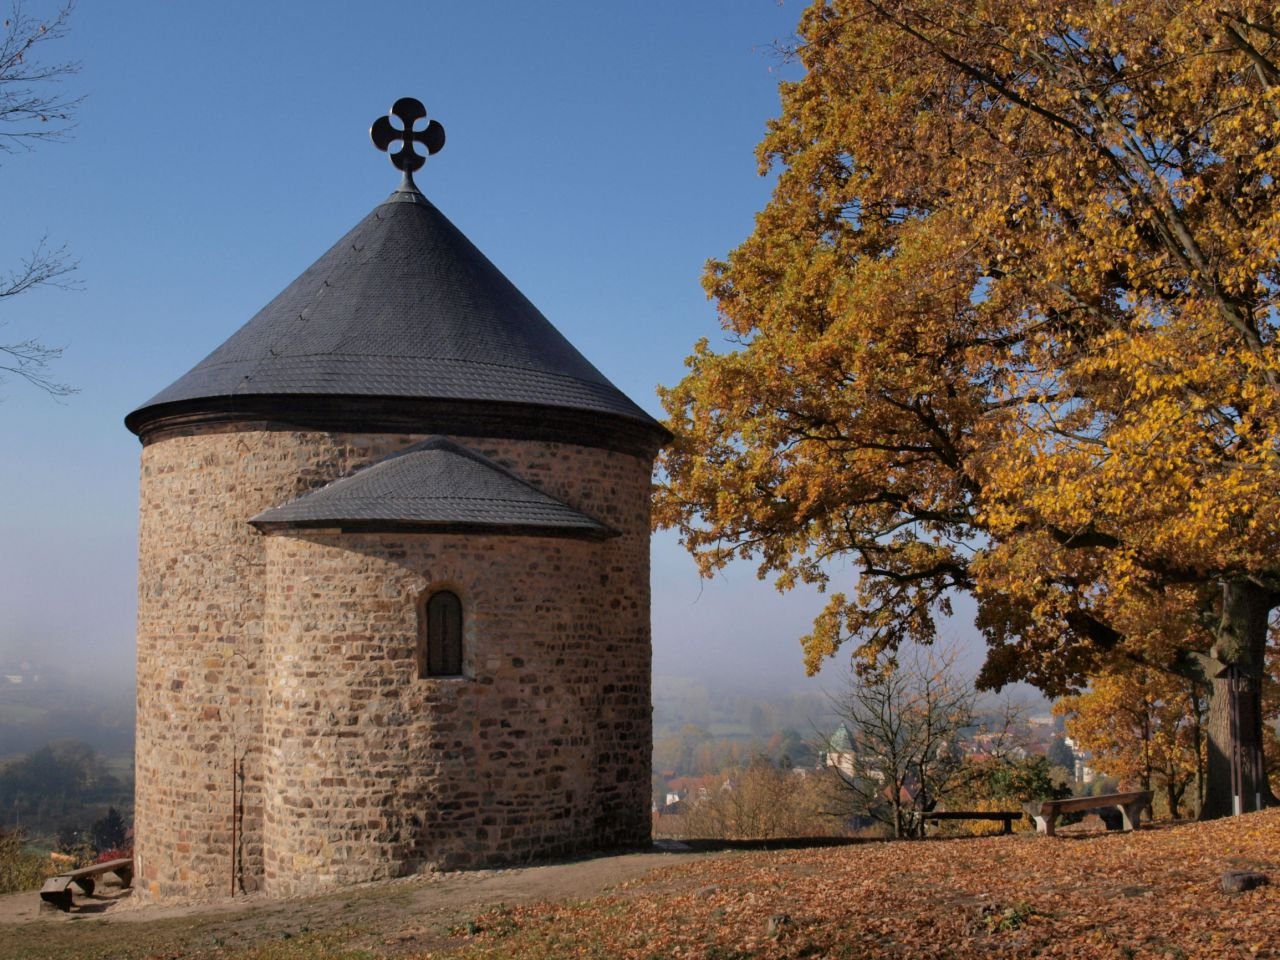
left=419, top=590, right=463, bottom=678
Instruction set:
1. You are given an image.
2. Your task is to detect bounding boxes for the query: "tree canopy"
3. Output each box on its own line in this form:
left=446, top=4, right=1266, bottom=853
left=657, top=0, right=1280, bottom=816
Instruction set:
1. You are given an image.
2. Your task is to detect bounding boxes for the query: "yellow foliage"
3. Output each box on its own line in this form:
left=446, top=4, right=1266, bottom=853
left=1056, top=668, right=1203, bottom=816
left=656, top=0, right=1280, bottom=704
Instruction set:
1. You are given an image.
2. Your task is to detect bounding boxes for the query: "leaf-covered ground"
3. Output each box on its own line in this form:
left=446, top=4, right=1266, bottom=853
left=6, top=811, right=1278, bottom=959
left=442, top=810, right=1280, bottom=960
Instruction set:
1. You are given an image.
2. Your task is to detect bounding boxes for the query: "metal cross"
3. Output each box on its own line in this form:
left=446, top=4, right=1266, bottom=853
left=370, top=97, right=445, bottom=176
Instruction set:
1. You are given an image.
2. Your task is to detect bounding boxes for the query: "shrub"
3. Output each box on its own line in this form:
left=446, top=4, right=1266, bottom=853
left=940, top=756, right=1072, bottom=835
left=0, top=827, right=54, bottom=894
left=679, top=758, right=846, bottom=840
left=93, top=841, right=133, bottom=865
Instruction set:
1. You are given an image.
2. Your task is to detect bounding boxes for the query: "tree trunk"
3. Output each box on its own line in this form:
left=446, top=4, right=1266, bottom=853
left=1190, top=685, right=1205, bottom=817
left=1164, top=776, right=1180, bottom=820
left=1200, top=581, right=1275, bottom=820
left=1140, top=710, right=1153, bottom=793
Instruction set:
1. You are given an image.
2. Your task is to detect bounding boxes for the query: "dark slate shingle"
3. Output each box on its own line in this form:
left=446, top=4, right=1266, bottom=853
left=250, top=436, right=615, bottom=539
left=127, top=187, right=660, bottom=434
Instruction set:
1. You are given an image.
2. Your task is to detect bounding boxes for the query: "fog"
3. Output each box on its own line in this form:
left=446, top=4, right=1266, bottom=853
left=0, top=0, right=1044, bottom=721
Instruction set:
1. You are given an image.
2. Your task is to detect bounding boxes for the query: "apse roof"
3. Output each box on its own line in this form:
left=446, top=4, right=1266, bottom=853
left=125, top=99, right=666, bottom=448
left=250, top=436, right=615, bottom=539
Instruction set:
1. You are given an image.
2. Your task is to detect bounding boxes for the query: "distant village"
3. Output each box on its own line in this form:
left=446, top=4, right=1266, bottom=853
left=652, top=704, right=1096, bottom=839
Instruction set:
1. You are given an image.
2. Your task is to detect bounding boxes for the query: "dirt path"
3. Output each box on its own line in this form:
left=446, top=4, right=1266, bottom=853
left=0, top=846, right=725, bottom=959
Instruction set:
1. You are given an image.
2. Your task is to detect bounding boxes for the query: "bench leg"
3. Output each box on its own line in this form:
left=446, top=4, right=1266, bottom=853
left=115, top=867, right=133, bottom=889
left=1033, top=813, right=1057, bottom=836
left=1001, top=817, right=1013, bottom=835
left=40, top=888, right=74, bottom=913
left=1119, top=799, right=1146, bottom=831
left=72, top=877, right=95, bottom=896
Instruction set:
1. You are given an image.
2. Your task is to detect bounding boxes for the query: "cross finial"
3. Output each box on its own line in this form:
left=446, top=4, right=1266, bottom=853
left=370, top=97, right=445, bottom=188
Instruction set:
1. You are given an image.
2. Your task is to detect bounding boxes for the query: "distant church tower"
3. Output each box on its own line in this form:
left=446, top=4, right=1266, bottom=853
left=125, top=99, right=669, bottom=900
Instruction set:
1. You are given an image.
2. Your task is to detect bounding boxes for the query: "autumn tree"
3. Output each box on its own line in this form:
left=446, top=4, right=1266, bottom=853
left=1056, top=669, right=1205, bottom=818
left=657, top=0, right=1280, bottom=819
left=1, top=1, right=78, bottom=397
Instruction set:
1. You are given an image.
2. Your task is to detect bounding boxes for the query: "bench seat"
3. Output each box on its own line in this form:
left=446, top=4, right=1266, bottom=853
left=39, top=857, right=133, bottom=912
left=1025, top=791, right=1152, bottom=837
left=925, top=810, right=1024, bottom=835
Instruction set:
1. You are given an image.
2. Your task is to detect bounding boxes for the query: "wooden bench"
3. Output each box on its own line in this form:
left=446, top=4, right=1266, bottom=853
left=924, top=810, right=1024, bottom=835
left=39, top=857, right=133, bottom=912
left=1025, top=790, right=1153, bottom=837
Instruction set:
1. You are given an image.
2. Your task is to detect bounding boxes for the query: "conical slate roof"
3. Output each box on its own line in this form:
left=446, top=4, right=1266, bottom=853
left=125, top=182, right=667, bottom=453
left=251, top=436, right=614, bottom=539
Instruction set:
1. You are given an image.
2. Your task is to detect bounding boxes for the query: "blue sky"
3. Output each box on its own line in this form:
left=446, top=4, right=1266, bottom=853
left=2, top=1, right=995, bottom=698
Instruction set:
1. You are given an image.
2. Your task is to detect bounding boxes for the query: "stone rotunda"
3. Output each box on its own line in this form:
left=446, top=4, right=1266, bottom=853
left=125, top=99, right=669, bottom=900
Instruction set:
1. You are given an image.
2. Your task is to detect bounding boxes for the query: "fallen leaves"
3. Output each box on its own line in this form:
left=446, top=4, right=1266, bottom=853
left=429, top=808, right=1280, bottom=959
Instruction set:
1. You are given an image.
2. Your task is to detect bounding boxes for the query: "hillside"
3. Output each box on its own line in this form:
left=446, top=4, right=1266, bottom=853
left=5, top=810, right=1278, bottom=959
left=0, top=658, right=134, bottom=759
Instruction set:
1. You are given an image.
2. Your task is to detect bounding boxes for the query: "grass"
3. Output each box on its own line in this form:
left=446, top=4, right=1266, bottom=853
left=4, top=912, right=379, bottom=960
left=208, top=929, right=378, bottom=960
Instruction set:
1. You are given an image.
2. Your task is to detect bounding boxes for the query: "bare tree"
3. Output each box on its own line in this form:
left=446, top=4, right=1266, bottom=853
left=1, top=1, right=79, bottom=398
left=822, top=644, right=1006, bottom=838
left=679, top=757, right=840, bottom=841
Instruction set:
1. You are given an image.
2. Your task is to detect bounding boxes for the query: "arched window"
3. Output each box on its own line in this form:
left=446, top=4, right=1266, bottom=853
left=419, top=590, right=463, bottom=678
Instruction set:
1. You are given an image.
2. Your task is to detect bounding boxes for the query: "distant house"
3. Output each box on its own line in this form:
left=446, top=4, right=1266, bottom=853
left=961, top=731, right=1029, bottom=762
left=885, top=774, right=928, bottom=809
left=1063, top=737, right=1096, bottom=783
left=663, top=774, right=726, bottom=806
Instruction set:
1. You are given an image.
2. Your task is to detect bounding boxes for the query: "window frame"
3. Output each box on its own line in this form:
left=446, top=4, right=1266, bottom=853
left=418, top=588, right=464, bottom=679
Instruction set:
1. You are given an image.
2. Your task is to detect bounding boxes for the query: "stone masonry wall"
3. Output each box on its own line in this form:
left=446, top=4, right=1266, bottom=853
left=260, top=530, right=650, bottom=896
left=135, top=426, right=652, bottom=901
